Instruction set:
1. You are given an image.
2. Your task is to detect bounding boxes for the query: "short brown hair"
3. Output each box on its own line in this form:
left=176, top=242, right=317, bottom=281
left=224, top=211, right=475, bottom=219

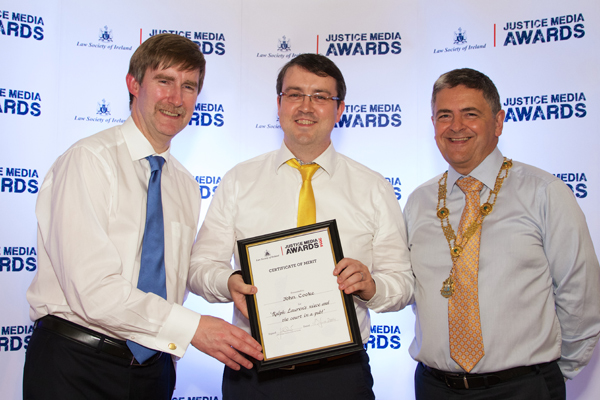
left=128, top=33, right=206, bottom=105
left=431, top=68, right=501, bottom=115
left=276, top=53, right=346, bottom=102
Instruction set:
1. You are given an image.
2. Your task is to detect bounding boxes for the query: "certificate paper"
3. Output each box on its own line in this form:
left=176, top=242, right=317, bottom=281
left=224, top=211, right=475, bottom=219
left=238, top=220, right=363, bottom=371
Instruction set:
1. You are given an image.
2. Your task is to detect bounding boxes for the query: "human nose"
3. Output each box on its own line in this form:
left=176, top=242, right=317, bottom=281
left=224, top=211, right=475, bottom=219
left=298, top=94, right=315, bottom=111
left=167, top=85, right=184, bottom=106
left=449, top=115, right=464, bottom=132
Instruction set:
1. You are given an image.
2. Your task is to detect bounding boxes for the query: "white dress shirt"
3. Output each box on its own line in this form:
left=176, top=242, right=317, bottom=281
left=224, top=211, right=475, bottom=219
left=27, top=117, right=202, bottom=358
left=189, top=143, right=414, bottom=342
left=404, top=147, right=600, bottom=378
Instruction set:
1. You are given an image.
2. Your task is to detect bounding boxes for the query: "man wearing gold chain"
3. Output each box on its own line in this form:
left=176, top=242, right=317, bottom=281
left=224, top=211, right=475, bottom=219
left=404, top=68, right=600, bottom=399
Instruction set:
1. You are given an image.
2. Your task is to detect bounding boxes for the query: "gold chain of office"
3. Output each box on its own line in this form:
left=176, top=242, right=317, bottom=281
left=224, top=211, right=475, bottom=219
left=436, top=158, right=512, bottom=298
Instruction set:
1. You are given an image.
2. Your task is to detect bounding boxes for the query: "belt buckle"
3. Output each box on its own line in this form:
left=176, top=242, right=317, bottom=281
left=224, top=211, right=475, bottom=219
left=130, top=352, right=162, bottom=367
left=443, top=372, right=469, bottom=389
left=131, top=356, right=152, bottom=367
left=130, top=355, right=139, bottom=366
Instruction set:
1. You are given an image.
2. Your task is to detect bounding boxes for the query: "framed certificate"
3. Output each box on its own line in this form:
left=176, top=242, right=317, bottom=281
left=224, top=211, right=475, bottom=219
left=237, top=220, right=363, bottom=371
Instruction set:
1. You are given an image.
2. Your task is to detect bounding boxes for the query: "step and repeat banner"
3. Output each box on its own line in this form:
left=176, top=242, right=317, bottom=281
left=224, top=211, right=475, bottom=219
left=1, top=1, right=598, bottom=399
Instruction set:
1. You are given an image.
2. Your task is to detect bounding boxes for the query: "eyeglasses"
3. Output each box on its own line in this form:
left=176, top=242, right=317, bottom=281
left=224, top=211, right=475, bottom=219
left=279, top=91, right=340, bottom=104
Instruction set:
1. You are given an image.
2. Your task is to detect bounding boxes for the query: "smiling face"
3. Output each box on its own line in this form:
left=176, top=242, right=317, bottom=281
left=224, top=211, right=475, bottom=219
left=127, top=65, right=200, bottom=152
left=277, top=66, right=344, bottom=162
left=432, top=85, right=505, bottom=175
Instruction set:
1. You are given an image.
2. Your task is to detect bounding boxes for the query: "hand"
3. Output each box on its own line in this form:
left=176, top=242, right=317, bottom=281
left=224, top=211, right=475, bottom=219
left=191, top=315, right=263, bottom=370
left=333, top=258, right=376, bottom=301
left=227, top=272, right=257, bottom=319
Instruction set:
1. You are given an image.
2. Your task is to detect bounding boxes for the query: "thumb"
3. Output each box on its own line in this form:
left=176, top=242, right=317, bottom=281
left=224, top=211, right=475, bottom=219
left=235, top=281, right=257, bottom=295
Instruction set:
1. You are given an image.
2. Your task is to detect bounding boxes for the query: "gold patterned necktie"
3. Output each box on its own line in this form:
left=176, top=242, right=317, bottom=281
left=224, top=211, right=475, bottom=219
left=286, top=159, right=320, bottom=227
left=449, top=176, right=485, bottom=372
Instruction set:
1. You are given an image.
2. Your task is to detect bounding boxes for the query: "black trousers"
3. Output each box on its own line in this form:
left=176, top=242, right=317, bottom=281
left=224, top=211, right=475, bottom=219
left=222, top=350, right=375, bottom=400
left=415, top=361, right=566, bottom=400
left=23, top=322, right=176, bottom=400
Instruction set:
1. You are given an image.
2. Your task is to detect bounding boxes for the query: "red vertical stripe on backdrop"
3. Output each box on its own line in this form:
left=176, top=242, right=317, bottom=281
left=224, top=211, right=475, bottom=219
left=494, top=24, right=496, bottom=47
left=316, top=35, right=319, bottom=54
left=140, top=29, right=143, bottom=44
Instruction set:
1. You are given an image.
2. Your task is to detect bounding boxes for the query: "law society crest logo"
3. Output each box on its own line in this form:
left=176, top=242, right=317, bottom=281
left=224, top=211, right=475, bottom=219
left=75, top=25, right=131, bottom=51
left=74, top=100, right=125, bottom=124
left=256, top=36, right=298, bottom=59
left=256, top=247, right=279, bottom=261
left=98, top=25, right=113, bottom=43
left=433, top=26, right=485, bottom=54
left=277, top=35, right=292, bottom=52
left=97, top=99, right=111, bottom=116
left=454, top=27, right=467, bottom=45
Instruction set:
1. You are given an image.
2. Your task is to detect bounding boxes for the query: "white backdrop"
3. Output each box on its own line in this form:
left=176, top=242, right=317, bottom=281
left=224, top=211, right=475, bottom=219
left=1, top=1, right=598, bottom=399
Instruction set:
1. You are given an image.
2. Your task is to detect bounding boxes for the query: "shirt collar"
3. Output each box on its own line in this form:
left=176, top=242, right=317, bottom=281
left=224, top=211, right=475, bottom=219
left=274, top=142, right=337, bottom=177
left=122, top=116, right=172, bottom=173
left=447, top=147, right=504, bottom=193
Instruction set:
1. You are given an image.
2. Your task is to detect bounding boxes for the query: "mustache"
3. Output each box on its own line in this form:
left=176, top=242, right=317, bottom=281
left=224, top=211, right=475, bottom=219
left=156, top=103, right=185, bottom=116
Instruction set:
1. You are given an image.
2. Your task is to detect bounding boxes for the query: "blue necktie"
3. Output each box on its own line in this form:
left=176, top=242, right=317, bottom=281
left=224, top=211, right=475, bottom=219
left=127, top=155, right=167, bottom=364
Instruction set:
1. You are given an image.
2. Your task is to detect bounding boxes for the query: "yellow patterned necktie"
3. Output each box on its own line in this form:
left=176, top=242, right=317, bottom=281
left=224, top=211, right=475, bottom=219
left=286, top=159, right=320, bottom=227
left=449, top=176, right=485, bottom=372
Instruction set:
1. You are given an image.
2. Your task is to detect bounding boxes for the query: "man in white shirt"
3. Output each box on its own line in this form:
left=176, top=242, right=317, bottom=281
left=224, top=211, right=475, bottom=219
left=404, top=68, right=600, bottom=399
left=188, top=53, right=413, bottom=399
left=23, top=33, right=262, bottom=400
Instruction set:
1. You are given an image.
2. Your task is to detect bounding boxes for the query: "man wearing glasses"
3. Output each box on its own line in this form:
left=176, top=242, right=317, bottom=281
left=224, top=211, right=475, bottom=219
left=188, top=53, right=413, bottom=399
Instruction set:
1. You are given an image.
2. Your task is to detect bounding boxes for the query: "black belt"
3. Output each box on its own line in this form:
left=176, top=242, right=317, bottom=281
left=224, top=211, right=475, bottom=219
left=279, top=352, right=355, bottom=370
left=34, top=315, right=162, bottom=366
left=422, top=361, right=552, bottom=389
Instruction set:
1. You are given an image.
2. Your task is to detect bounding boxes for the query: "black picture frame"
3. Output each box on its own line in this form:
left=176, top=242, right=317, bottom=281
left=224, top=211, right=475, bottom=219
left=237, top=220, right=363, bottom=371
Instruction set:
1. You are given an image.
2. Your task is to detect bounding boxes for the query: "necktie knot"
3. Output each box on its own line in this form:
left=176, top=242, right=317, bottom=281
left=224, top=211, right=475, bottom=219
left=456, top=176, right=483, bottom=193
left=147, top=155, right=165, bottom=172
left=286, top=159, right=320, bottom=181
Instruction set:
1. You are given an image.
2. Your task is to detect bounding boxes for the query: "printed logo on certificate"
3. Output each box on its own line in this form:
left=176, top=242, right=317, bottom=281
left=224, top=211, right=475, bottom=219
left=238, top=220, right=363, bottom=371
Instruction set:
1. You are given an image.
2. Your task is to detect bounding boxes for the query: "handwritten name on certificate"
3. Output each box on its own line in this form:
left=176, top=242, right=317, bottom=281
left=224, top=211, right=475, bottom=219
left=246, top=228, right=352, bottom=360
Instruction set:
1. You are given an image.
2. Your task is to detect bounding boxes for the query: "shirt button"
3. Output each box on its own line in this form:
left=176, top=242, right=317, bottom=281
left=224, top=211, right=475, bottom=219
left=455, top=366, right=460, bottom=370
left=575, top=367, right=579, bottom=371
left=168, top=343, right=177, bottom=350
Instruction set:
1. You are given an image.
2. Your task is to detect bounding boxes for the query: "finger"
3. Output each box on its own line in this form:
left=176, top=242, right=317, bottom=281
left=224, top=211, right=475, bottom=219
left=230, top=274, right=258, bottom=295
left=336, top=264, right=357, bottom=283
left=231, top=327, right=264, bottom=354
left=336, top=259, right=367, bottom=282
left=345, top=278, right=376, bottom=300
left=236, top=283, right=258, bottom=295
left=214, top=349, right=252, bottom=371
left=339, top=271, right=364, bottom=290
left=229, top=340, right=263, bottom=362
left=221, top=345, right=255, bottom=370
left=337, top=264, right=364, bottom=285
left=343, top=281, right=364, bottom=294
left=333, top=258, right=352, bottom=275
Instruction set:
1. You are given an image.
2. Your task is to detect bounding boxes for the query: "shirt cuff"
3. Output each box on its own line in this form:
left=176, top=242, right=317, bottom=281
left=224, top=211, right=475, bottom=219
left=365, top=275, right=385, bottom=311
left=153, top=304, right=201, bottom=358
left=216, top=267, right=236, bottom=301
